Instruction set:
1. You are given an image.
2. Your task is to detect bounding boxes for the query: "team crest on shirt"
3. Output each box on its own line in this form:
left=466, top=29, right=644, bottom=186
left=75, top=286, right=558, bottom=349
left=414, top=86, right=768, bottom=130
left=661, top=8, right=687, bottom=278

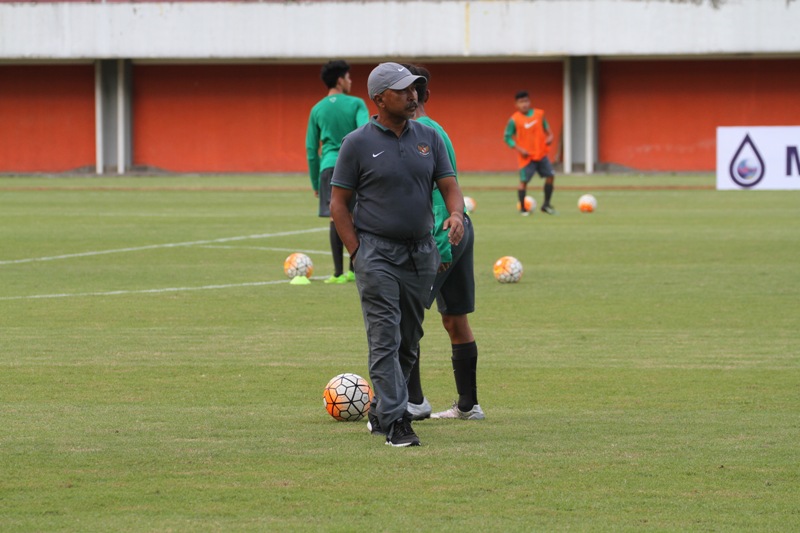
left=417, top=143, right=431, bottom=156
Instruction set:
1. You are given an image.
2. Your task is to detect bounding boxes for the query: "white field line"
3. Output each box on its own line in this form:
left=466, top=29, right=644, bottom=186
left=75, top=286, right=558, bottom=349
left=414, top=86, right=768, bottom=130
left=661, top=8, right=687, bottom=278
left=0, top=227, right=332, bottom=301
left=0, top=227, right=327, bottom=266
left=0, top=277, right=331, bottom=301
left=199, top=245, right=336, bottom=255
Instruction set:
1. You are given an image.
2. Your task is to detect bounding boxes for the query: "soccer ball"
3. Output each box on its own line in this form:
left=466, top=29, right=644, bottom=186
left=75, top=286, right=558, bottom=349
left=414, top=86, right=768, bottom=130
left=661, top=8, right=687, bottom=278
left=323, top=373, right=373, bottom=422
left=284, top=252, right=314, bottom=278
left=493, top=256, right=523, bottom=283
left=516, top=195, right=536, bottom=212
left=464, top=196, right=476, bottom=213
left=578, top=194, right=597, bottom=213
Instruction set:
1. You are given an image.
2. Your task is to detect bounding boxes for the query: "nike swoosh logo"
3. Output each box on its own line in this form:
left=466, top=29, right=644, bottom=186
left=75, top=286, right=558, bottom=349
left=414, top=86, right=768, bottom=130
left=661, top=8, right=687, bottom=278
left=524, top=120, right=538, bottom=129
left=372, top=151, right=385, bottom=158
left=397, top=67, right=405, bottom=72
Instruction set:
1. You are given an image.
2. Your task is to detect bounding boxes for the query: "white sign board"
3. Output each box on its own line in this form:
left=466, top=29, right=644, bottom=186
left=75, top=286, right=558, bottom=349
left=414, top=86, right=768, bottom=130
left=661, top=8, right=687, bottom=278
left=716, top=126, right=800, bottom=190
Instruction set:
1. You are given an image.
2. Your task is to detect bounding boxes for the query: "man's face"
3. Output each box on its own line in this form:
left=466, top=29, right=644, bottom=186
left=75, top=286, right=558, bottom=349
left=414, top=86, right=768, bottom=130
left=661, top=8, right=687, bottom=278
left=515, top=96, right=531, bottom=114
left=378, top=86, right=418, bottom=120
left=339, top=72, right=353, bottom=94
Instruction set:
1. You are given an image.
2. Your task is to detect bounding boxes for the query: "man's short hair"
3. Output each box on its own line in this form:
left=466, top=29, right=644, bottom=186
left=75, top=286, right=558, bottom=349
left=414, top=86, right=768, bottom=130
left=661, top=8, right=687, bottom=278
left=515, top=90, right=530, bottom=100
left=403, top=64, right=430, bottom=104
left=321, top=60, right=351, bottom=89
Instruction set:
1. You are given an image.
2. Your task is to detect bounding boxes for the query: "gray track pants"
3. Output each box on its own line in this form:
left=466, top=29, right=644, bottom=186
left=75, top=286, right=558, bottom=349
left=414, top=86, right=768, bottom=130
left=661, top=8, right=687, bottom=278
left=354, top=231, right=439, bottom=431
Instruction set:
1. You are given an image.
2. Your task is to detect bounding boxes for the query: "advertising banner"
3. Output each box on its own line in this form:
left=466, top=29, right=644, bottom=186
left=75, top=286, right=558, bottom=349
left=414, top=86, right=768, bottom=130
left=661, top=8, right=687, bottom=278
left=716, top=126, right=800, bottom=190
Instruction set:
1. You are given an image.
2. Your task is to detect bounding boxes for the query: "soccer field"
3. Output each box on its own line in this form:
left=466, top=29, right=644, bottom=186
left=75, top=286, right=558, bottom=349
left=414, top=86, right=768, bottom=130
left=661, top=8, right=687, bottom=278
left=1, top=173, right=798, bottom=531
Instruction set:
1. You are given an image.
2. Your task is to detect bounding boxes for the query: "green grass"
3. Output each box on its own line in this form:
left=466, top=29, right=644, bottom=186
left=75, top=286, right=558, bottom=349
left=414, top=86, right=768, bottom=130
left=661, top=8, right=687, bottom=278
left=1, top=173, right=798, bottom=531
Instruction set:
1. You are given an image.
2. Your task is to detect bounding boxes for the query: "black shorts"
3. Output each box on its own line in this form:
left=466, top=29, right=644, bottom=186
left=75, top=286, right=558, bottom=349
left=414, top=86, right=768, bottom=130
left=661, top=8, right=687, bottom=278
left=520, top=156, right=555, bottom=184
left=318, top=167, right=334, bottom=217
left=319, top=167, right=355, bottom=217
left=427, top=214, right=475, bottom=315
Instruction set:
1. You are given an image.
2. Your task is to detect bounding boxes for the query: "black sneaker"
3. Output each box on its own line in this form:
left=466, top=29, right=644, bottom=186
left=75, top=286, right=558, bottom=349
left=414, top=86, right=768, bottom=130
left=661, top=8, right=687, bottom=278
left=366, top=410, right=385, bottom=436
left=541, top=204, right=557, bottom=215
left=385, top=416, right=421, bottom=447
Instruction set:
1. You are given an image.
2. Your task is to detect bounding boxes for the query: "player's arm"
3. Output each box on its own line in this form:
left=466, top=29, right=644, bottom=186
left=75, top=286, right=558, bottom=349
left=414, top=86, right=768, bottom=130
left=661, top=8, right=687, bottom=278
left=330, top=185, right=359, bottom=259
left=503, top=118, right=517, bottom=148
left=504, top=118, right=528, bottom=158
left=543, top=117, right=554, bottom=145
left=305, top=113, right=321, bottom=194
left=429, top=129, right=457, bottom=266
left=431, top=132, right=464, bottom=245
left=437, top=176, right=465, bottom=246
left=330, top=137, right=360, bottom=260
left=355, top=100, right=370, bottom=127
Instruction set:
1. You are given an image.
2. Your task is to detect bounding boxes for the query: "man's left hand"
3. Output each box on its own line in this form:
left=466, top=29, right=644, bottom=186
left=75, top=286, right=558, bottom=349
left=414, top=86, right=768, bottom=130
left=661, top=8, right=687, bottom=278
left=443, top=212, right=464, bottom=246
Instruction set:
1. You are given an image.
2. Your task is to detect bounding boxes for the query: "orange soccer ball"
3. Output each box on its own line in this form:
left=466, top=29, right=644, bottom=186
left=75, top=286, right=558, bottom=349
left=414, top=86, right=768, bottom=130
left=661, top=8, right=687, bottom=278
left=323, top=373, right=373, bottom=422
left=578, top=194, right=597, bottom=213
left=283, top=252, right=314, bottom=278
left=493, top=256, right=524, bottom=284
left=516, top=195, right=536, bottom=213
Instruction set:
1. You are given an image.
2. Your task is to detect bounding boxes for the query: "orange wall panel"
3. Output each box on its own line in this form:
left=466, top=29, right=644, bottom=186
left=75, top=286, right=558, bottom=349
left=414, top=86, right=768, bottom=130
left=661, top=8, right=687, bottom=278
left=133, top=61, right=562, bottom=174
left=598, top=59, right=800, bottom=171
left=0, top=65, right=95, bottom=172
left=134, top=64, right=380, bottom=173
left=134, top=64, right=318, bottom=173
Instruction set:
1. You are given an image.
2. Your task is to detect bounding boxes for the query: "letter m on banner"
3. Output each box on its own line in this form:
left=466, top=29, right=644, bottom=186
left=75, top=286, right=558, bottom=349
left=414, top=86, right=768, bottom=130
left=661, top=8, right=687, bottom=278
left=788, top=146, right=800, bottom=176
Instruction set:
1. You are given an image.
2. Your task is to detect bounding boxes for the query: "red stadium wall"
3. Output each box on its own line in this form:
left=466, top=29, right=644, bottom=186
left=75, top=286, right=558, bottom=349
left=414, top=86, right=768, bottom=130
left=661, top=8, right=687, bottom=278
left=133, top=64, right=322, bottom=173
left=132, top=61, right=562, bottom=173
left=4, top=59, right=798, bottom=174
left=0, top=65, right=95, bottom=172
left=598, top=58, right=800, bottom=171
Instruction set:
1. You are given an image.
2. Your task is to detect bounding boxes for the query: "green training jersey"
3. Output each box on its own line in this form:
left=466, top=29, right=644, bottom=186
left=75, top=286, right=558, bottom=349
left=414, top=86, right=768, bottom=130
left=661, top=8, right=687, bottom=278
left=417, top=116, right=459, bottom=263
left=305, top=93, right=369, bottom=191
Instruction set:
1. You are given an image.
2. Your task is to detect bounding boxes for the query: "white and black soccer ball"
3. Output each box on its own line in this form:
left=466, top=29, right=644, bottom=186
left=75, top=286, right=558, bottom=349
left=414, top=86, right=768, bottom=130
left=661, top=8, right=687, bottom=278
left=323, top=373, right=373, bottom=422
left=284, top=252, right=314, bottom=278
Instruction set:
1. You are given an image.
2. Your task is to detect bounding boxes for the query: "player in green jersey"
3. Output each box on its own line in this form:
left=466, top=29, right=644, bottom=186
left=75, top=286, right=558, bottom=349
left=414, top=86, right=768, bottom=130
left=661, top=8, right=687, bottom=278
left=403, top=64, right=484, bottom=421
left=305, top=60, right=369, bottom=283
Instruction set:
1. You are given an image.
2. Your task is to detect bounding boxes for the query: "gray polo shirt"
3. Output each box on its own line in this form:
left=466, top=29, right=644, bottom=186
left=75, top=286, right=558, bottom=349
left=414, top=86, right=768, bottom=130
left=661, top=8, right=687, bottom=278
left=331, top=117, right=455, bottom=241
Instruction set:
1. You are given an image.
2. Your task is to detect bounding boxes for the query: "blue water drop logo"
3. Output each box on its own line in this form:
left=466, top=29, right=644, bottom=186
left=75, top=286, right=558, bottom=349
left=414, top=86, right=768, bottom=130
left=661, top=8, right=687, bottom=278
left=728, top=134, right=765, bottom=188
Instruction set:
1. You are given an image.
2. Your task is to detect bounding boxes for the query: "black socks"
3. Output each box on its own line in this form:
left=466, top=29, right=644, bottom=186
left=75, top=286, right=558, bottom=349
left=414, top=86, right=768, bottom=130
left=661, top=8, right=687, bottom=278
left=329, top=221, right=344, bottom=277
left=406, top=341, right=479, bottom=411
left=544, top=182, right=554, bottom=206
left=407, top=355, right=424, bottom=405
left=452, top=341, right=478, bottom=411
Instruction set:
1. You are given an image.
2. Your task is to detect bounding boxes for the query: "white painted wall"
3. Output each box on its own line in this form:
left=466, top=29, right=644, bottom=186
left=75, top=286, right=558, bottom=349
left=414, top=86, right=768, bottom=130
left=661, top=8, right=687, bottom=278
left=1, top=0, right=799, bottom=60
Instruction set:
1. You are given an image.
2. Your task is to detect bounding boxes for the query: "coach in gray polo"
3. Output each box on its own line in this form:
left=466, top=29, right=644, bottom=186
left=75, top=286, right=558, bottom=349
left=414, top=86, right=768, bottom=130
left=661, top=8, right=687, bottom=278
left=330, top=62, right=465, bottom=447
